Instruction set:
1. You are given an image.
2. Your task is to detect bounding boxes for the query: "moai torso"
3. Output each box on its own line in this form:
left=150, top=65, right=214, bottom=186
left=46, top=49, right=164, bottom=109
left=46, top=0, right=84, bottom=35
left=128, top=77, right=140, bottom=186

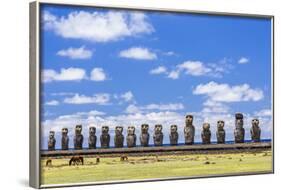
left=169, top=125, right=178, bottom=145
left=140, top=124, right=149, bottom=147
left=251, top=119, right=261, bottom=142
left=216, top=120, right=225, bottom=144
left=61, top=128, right=69, bottom=150
left=100, top=126, right=110, bottom=148
left=184, top=115, right=195, bottom=145
left=48, top=131, right=56, bottom=151
left=114, top=126, right=124, bottom=148
left=234, top=113, right=245, bottom=143
left=88, top=127, right=97, bottom=149
left=153, top=125, right=163, bottom=146
left=127, top=126, right=136, bottom=148
left=74, top=125, right=84, bottom=149
left=201, top=123, right=211, bottom=144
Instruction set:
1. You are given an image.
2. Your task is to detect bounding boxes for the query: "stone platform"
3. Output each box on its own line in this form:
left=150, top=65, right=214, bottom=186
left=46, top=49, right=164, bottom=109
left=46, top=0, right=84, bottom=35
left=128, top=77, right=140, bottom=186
left=41, top=142, right=271, bottom=158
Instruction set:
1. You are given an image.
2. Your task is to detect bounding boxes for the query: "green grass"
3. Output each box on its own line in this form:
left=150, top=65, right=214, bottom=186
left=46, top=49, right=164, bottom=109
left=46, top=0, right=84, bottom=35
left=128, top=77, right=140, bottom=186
left=41, top=151, right=272, bottom=185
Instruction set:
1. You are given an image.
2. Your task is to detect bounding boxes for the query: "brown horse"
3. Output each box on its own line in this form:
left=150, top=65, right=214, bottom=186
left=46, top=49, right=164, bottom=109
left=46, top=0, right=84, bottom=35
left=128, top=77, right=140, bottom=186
left=69, top=156, right=84, bottom=166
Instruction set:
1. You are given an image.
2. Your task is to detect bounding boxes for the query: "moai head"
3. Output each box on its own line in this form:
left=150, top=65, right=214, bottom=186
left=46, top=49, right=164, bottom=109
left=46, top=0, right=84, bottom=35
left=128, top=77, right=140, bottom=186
left=127, top=126, right=135, bottom=135
left=203, top=123, right=210, bottom=131
left=49, top=131, right=55, bottom=139
left=75, top=125, right=82, bottom=135
left=217, top=120, right=225, bottom=130
left=141, top=124, right=149, bottom=133
left=185, top=115, right=193, bottom=125
left=102, top=126, right=109, bottom=134
left=48, top=131, right=56, bottom=150
left=89, top=127, right=96, bottom=135
left=155, top=124, right=163, bottom=133
left=170, top=125, right=178, bottom=133
left=62, top=128, right=68, bottom=135
left=235, top=113, right=244, bottom=128
left=115, top=126, right=123, bottom=135
left=252, top=119, right=259, bottom=128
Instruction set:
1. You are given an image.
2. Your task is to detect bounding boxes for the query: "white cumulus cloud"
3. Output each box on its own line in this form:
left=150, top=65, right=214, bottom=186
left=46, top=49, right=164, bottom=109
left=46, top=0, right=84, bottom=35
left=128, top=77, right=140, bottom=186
left=202, top=100, right=229, bottom=114
left=119, top=47, right=157, bottom=60
left=57, top=46, right=92, bottom=59
left=42, top=68, right=86, bottom=82
left=164, top=51, right=176, bottom=56
left=90, top=68, right=107, bottom=81
left=120, top=91, right=134, bottom=102
left=145, top=103, right=184, bottom=111
left=167, top=70, right=180, bottom=79
left=193, top=81, right=264, bottom=102
left=64, top=93, right=110, bottom=105
left=151, top=59, right=233, bottom=80
left=150, top=66, right=167, bottom=75
left=45, top=100, right=59, bottom=106
left=42, top=11, right=154, bottom=42
left=125, top=104, right=141, bottom=114
left=238, top=57, right=249, bottom=64
left=177, top=61, right=212, bottom=76
left=51, top=92, right=75, bottom=96
left=254, top=109, right=272, bottom=117
left=125, top=103, right=184, bottom=113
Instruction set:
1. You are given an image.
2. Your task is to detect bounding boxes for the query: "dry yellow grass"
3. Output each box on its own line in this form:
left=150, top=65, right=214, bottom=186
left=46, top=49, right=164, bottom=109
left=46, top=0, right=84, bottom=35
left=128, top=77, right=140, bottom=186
left=41, top=150, right=272, bottom=185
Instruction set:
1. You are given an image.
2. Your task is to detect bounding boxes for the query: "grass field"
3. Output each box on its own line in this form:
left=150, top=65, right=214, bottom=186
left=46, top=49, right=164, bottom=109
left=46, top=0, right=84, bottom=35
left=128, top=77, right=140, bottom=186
left=41, top=150, right=272, bottom=185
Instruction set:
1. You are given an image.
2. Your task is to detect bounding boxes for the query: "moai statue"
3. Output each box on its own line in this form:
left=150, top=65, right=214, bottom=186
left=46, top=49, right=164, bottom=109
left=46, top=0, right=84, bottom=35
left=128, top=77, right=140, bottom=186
left=184, top=115, right=195, bottom=145
left=61, top=128, right=69, bottom=150
left=74, top=125, right=83, bottom=149
left=153, top=124, right=163, bottom=146
left=88, top=127, right=97, bottom=149
left=201, top=123, right=211, bottom=144
left=216, top=120, right=225, bottom=144
left=234, top=113, right=245, bottom=143
left=251, top=119, right=261, bottom=142
left=127, top=126, right=137, bottom=148
left=140, top=124, right=149, bottom=147
left=100, top=126, right=110, bottom=148
left=114, top=126, right=124, bottom=148
left=169, top=125, right=178, bottom=145
left=48, top=131, right=56, bottom=151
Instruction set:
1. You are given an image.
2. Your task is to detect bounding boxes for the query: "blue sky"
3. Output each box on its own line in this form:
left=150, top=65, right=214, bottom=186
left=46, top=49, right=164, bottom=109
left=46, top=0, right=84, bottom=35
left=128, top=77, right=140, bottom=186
left=40, top=4, right=272, bottom=149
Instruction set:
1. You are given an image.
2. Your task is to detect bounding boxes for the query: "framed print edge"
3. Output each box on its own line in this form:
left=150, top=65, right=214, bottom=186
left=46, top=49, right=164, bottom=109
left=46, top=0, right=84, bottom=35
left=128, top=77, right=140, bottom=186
left=271, top=15, right=275, bottom=174
left=40, top=171, right=273, bottom=189
left=35, top=0, right=274, bottom=18
left=29, top=0, right=274, bottom=188
left=30, top=1, right=41, bottom=188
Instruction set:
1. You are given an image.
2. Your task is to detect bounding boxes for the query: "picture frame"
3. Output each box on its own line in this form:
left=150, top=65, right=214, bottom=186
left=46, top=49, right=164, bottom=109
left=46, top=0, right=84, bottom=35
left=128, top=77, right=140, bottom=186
left=30, top=1, right=274, bottom=188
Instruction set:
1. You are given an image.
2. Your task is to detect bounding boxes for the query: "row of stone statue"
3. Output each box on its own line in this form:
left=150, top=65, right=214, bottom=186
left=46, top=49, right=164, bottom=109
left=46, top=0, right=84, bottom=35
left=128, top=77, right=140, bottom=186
left=47, top=113, right=261, bottom=151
